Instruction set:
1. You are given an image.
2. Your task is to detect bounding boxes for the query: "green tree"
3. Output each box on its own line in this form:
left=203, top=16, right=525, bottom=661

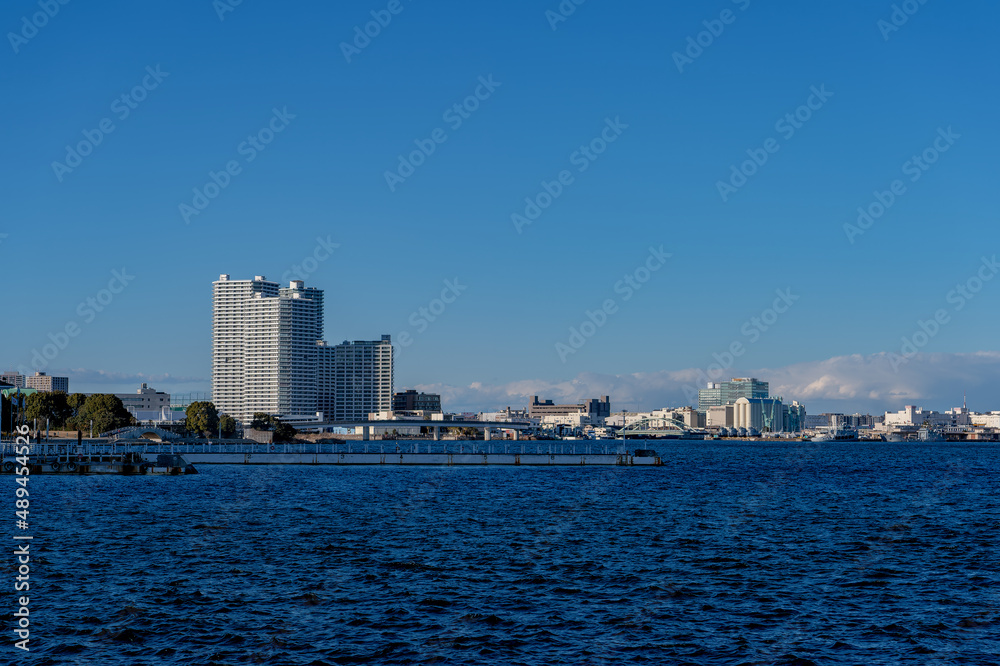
left=273, top=421, right=297, bottom=442
left=250, top=412, right=273, bottom=430
left=25, top=391, right=72, bottom=429
left=185, top=401, right=220, bottom=438
left=67, top=393, right=87, bottom=413
left=68, top=394, right=134, bottom=435
left=220, top=414, right=237, bottom=438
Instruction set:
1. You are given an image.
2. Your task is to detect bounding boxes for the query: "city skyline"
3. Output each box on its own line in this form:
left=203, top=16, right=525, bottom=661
left=6, top=266, right=1000, bottom=417
left=3, top=1, right=999, bottom=416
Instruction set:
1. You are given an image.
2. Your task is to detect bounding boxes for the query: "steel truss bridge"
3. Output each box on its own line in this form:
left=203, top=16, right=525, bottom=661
left=620, top=417, right=708, bottom=439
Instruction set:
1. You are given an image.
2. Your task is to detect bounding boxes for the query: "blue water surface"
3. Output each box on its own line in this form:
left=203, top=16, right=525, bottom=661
left=8, top=441, right=1000, bottom=665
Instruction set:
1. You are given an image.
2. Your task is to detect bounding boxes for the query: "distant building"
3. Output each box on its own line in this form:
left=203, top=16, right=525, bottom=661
left=698, top=378, right=769, bottom=411
left=706, top=405, right=735, bottom=428
left=212, top=275, right=323, bottom=421
left=529, top=396, right=611, bottom=423
left=211, top=274, right=392, bottom=422
left=392, top=390, right=442, bottom=413
left=112, top=384, right=171, bottom=420
left=804, top=414, right=832, bottom=429
left=884, top=405, right=971, bottom=429
left=734, top=397, right=784, bottom=432
left=320, top=336, right=394, bottom=422
left=1, top=372, right=24, bottom=388
left=783, top=401, right=807, bottom=432
left=25, top=372, right=68, bottom=394
left=479, top=407, right=533, bottom=423
left=971, top=412, right=1000, bottom=429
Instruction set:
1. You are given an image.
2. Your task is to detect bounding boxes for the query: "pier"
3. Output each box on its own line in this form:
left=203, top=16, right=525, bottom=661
left=2, top=439, right=663, bottom=467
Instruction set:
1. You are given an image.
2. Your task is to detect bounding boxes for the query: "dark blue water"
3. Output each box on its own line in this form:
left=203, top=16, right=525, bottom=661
left=8, top=441, right=1000, bottom=665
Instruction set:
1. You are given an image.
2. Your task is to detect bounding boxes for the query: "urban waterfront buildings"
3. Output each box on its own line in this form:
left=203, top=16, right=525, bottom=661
left=211, top=274, right=392, bottom=423
left=2, top=371, right=69, bottom=393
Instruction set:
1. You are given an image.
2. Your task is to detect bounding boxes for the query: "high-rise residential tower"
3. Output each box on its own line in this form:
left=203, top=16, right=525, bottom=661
left=212, top=274, right=392, bottom=423
left=318, top=336, right=394, bottom=421
left=212, top=275, right=322, bottom=421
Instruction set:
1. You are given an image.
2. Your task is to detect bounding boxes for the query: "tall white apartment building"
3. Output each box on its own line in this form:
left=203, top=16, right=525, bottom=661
left=212, top=274, right=392, bottom=423
left=213, top=275, right=322, bottom=421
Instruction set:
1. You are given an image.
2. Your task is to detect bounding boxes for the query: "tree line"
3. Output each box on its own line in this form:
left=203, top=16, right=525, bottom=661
left=0, top=391, right=135, bottom=435
left=1, top=391, right=298, bottom=441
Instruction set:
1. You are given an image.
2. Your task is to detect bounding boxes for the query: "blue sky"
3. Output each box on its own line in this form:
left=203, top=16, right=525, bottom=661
left=2, top=0, right=998, bottom=415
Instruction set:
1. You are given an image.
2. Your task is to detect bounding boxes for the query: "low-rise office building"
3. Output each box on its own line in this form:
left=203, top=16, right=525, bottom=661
left=529, top=396, right=611, bottom=423
left=392, top=390, right=442, bottom=413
